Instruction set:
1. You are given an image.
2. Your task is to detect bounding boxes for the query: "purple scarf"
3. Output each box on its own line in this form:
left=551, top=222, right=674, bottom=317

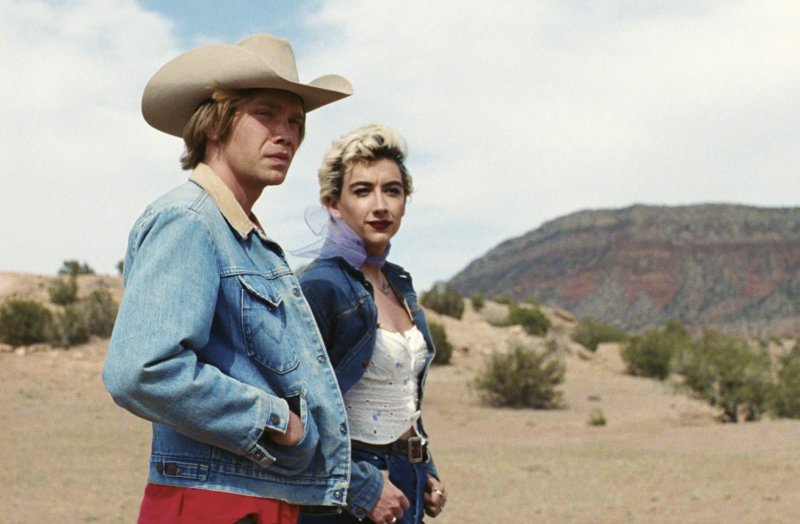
left=292, top=206, right=390, bottom=268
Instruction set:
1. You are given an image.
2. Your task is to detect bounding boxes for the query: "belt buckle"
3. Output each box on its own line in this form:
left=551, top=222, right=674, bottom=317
left=407, top=436, right=424, bottom=463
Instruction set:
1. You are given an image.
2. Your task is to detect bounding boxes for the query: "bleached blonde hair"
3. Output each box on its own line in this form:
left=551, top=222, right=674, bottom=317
left=318, top=123, right=413, bottom=206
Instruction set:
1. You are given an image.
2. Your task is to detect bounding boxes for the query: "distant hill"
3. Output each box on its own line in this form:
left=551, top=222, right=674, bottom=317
left=448, top=204, right=800, bottom=336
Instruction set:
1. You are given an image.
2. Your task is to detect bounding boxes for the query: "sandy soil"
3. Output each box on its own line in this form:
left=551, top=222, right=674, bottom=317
left=2, top=272, right=799, bottom=523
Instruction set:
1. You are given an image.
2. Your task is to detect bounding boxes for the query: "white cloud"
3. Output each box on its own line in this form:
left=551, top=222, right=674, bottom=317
left=2, top=0, right=800, bottom=292
left=290, top=0, right=800, bottom=287
left=0, top=0, right=184, bottom=275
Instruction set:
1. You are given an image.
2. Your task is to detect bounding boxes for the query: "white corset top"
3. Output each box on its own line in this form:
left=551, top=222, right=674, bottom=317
left=343, top=325, right=429, bottom=444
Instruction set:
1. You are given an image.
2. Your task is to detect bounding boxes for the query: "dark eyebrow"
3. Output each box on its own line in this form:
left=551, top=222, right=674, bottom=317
left=347, top=180, right=373, bottom=189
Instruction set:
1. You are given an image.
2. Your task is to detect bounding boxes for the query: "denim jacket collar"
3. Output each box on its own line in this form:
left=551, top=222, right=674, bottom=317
left=189, top=163, right=268, bottom=241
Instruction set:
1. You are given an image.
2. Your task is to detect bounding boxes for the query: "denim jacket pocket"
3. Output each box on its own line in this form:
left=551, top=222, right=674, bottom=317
left=259, top=388, right=320, bottom=476
left=239, top=274, right=299, bottom=374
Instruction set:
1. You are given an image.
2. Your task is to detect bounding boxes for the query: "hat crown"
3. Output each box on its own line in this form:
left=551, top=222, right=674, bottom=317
left=142, top=33, right=352, bottom=137
left=237, top=34, right=299, bottom=83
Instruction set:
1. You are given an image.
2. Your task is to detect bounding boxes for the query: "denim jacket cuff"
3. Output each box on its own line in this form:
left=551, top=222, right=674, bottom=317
left=343, top=461, right=383, bottom=520
left=243, top=396, right=290, bottom=467
left=425, top=450, right=439, bottom=479
left=262, top=396, right=291, bottom=435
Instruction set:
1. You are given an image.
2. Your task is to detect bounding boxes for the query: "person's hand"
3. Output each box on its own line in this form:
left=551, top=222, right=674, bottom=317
left=423, top=475, right=447, bottom=518
left=265, top=410, right=304, bottom=446
left=368, top=470, right=409, bottom=524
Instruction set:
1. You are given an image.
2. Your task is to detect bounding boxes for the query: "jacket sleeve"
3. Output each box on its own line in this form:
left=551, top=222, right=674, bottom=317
left=102, top=206, right=290, bottom=460
left=300, top=274, right=383, bottom=519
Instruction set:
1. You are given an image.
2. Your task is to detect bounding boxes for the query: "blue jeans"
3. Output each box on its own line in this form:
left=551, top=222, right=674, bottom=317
left=301, top=446, right=429, bottom=524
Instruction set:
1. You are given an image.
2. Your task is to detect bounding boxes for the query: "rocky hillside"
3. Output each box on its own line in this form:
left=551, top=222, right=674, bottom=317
left=448, top=204, right=800, bottom=336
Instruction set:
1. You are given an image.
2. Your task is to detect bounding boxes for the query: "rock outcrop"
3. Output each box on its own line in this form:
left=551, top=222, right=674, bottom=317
left=448, top=204, right=800, bottom=336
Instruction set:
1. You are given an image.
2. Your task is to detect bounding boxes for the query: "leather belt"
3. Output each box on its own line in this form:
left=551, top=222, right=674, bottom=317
left=352, top=436, right=428, bottom=464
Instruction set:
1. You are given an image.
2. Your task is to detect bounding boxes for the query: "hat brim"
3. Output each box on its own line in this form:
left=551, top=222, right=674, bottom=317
left=142, top=43, right=353, bottom=138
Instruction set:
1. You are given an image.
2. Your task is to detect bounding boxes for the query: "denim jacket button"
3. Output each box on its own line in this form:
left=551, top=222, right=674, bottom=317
left=293, top=288, right=300, bottom=297
left=165, top=464, right=180, bottom=475
left=318, top=355, right=325, bottom=363
left=156, top=464, right=163, bottom=474
left=334, top=491, right=342, bottom=499
left=356, top=508, right=365, bottom=515
left=271, top=414, right=280, bottom=425
left=340, top=425, right=347, bottom=435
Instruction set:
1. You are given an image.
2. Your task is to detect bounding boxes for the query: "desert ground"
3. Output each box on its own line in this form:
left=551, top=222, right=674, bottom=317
left=2, top=272, right=800, bottom=523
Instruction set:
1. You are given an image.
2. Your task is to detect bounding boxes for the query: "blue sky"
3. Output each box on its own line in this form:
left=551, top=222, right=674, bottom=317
left=2, top=0, right=800, bottom=291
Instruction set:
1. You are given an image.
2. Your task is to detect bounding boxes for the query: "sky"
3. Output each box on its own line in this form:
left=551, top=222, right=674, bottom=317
left=2, top=0, right=800, bottom=291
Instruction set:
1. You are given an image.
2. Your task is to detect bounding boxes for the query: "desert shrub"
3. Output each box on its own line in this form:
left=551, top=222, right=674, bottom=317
left=0, top=300, right=54, bottom=346
left=506, top=304, right=551, bottom=337
left=428, top=321, right=453, bottom=365
left=492, top=294, right=512, bottom=305
left=621, top=321, right=689, bottom=380
left=470, top=294, right=485, bottom=311
left=587, top=408, right=607, bottom=426
left=48, top=276, right=78, bottom=305
left=53, top=304, right=90, bottom=346
left=58, top=259, right=95, bottom=276
left=420, top=282, right=464, bottom=320
left=473, top=340, right=565, bottom=409
left=81, top=290, right=118, bottom=338
left=770, top=343, right=800, bottom=419
left=571, top=317, right=628, bottom=351
left=677, top=332, right=773, bottom=422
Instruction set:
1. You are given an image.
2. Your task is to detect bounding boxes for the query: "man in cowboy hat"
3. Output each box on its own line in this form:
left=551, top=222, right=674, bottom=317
left=103, top=34, right=354, bottom=524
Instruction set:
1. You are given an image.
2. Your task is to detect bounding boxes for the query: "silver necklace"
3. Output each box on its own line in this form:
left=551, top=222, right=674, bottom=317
left=368, top=271, right=393, bottom=298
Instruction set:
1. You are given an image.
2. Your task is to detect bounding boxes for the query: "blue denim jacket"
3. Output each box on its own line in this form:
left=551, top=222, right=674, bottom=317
left=298, top=256, right=439, bottom=519
left=103, top=164, right=350, bottom=508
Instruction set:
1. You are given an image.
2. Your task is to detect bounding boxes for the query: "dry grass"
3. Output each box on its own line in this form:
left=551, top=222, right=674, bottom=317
left=2, top=274, right=800, bottom=523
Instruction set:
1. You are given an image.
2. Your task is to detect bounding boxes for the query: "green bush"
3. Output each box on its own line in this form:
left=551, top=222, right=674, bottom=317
left=420, top=282, right=464, bottom=320
left=587, top=408, right=607, bottom=426
left=428, top=321, right=453, bottom=365
left=53, top=304, right=90, bottom=346
left=0, top=300, right=54, bottom=346
left=770, top=343, right=800, bottom=419
left=58, top=260, right=95, bottom=276
left=621, top=321, right=689, bottom=380
left=506, top=304, right=551, bottom=337
left=677, top=332, right=773, bottom=422
left=492, top=294, right=512, bottom=305
left=523, top=295, right=541, bottom=306
left=472, top=340, right=565, bottom=409
left=470, top=294, right=485, bottom=311
left=571, top=317, right=628, bottom=351
left=48, top=276, right=78, bottom=305
left=81, top=290, right=118, bottom=338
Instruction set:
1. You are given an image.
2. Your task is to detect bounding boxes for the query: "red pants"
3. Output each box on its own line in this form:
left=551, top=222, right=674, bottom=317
left=137, top=484, right=299, bottom=524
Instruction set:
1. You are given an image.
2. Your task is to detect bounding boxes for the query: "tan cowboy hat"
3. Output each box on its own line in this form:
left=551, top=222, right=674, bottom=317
left=142, top=33, right=353, bottom=137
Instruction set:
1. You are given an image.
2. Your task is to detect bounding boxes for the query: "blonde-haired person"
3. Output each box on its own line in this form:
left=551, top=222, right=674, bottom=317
left=103, top=34, right=353, bottom=524
left=296, top=124, right=447, bottom=524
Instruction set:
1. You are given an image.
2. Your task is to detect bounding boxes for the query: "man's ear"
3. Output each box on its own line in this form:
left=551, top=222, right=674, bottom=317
left=205, top=125, right=220, bottom=142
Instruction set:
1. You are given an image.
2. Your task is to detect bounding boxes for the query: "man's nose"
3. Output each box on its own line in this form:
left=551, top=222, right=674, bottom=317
left=273, top=118, right=296, bottom=145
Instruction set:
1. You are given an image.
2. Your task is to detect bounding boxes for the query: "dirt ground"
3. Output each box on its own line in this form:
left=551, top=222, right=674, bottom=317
left=2, top=273, right=800, bottom=523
